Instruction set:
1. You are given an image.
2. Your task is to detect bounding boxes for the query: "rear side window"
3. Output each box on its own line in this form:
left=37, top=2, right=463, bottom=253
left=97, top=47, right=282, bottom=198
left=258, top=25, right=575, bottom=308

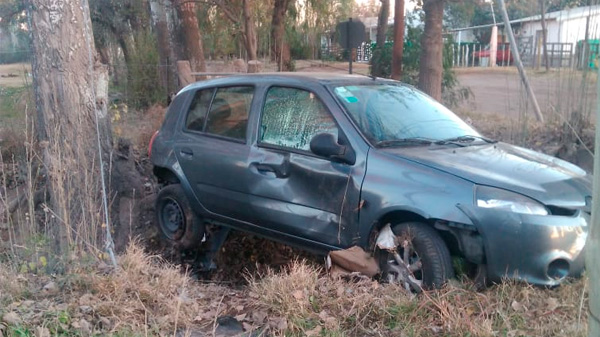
left=185, top=89, right=214, bottom=132
left=205, top=86, right=254, bottom=140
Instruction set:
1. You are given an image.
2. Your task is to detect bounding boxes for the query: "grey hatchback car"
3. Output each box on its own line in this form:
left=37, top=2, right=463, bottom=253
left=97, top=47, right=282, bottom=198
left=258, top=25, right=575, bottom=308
left=149, top=73, right=590, bottom=288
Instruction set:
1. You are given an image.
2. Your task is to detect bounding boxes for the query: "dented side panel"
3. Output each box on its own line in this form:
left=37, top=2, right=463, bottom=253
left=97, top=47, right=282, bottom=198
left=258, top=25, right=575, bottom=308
left=357, top=149, right=476, bottom=247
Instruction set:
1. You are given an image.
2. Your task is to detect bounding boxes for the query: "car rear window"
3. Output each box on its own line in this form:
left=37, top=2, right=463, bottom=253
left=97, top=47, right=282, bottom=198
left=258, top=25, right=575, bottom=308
left=205, top=86, right=254, bottom=141
left=185, top=89, right=214, bottom=132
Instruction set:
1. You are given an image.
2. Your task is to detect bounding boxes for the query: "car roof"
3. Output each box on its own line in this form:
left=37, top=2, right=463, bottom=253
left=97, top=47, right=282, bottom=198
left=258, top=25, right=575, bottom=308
left=179, top=72, right=398, bottom=94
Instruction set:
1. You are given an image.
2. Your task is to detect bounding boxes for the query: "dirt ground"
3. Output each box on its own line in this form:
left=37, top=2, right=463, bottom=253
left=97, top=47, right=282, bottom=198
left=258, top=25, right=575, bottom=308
left=0, top=63, right=31, bottom=87
left=455, top=67, right=598, bottom=121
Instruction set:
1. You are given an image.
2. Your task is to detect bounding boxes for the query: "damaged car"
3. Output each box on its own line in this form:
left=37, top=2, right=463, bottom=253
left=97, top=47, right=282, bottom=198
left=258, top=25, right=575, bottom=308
left=149, top=73, right=590, bottom=289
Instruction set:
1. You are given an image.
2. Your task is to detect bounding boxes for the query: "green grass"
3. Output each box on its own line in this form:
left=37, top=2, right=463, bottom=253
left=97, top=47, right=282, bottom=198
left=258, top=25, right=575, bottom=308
left=0, top=86, right=30, bottom=122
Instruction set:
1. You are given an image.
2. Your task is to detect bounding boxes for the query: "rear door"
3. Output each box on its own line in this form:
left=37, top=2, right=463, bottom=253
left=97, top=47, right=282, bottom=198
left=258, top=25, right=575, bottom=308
left=175, top=85, right=255, bottom=220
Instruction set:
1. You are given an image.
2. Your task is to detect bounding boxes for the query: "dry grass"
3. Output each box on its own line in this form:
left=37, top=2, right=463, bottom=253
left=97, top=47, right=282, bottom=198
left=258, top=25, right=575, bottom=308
left=0, top=243, right=589, bottom=336
left=112, top=103, right=166, bottom=153
left=249, top=260, right=588, bottom=337
left=0, top=242, right=239, bottom=336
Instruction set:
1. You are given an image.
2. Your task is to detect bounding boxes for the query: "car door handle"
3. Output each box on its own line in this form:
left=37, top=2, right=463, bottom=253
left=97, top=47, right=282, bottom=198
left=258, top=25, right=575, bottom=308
left=180, top=148, right=194, bottom=157
left=255, top=163, right=275, bottom=173
left=251, top=162, right=290, bottom=178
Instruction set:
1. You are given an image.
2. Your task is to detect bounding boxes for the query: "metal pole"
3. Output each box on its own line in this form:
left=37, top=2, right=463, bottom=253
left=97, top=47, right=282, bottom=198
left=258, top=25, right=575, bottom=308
left=348, top=18, right=353, bottom=74
left=497, top=0, right=544, bottom=122
left=588, top=62, right=600, bottom=337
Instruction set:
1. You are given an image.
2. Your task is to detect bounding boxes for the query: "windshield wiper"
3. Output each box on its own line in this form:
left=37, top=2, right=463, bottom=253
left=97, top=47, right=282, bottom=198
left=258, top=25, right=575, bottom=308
left=375, top=137, right=434, bottom=148
left=434, top=135, right=497, bottom=146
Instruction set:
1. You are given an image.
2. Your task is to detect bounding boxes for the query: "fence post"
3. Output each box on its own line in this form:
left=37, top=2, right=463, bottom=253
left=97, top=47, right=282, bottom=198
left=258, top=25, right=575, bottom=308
left=452, top=44, right=456, bottom=68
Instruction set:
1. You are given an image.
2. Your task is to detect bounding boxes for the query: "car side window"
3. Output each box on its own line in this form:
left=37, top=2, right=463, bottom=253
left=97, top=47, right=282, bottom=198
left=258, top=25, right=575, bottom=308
left=260, top=87, right=339, bottom=152
left=205, top=86, right=254, bottom=140
left=185, top=89, right=214, bottom=132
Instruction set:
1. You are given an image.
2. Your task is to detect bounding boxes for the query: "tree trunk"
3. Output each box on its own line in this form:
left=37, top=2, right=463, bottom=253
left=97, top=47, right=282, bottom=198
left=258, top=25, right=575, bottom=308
left=150, top=0, right=179, bottom=93
left=175, top=0, right=206, bottom=73
left=372, top=0, right=390, bottom=77
left=271, top=0, right=293, bottom=71
left=391, top=0, right=405, bottom=80
left=418, top=0, right=444, bottom=101
left=243, top=0, right=258, bottom=61
left=539, top=0, right=549, bottom=71
left=29, top=0, right=114, bottom=255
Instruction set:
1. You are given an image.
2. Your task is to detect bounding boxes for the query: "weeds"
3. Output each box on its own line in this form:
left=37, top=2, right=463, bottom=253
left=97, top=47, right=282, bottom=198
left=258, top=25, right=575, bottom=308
left=249, top=260, right=587, bottom=337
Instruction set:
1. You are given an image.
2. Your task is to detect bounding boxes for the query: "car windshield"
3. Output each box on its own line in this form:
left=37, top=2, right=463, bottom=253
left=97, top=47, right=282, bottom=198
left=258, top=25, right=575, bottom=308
left=332, top=84, right=479, bottom=146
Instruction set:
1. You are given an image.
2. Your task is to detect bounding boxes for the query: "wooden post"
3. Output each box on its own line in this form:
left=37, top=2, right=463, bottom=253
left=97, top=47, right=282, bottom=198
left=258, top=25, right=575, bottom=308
left=497, top=0, right=544, bottom=123
left=490, top=25, right=498, bottom=67
left=177, top=60, right=194, bottom=87
left=588, top=64, right=600, bottom=337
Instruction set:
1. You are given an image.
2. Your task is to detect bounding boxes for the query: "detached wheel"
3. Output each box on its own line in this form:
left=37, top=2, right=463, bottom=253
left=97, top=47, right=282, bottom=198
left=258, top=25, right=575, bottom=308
left=379, top=222, right=454, bottom=291
left=156, top=184, right=204, bottom=250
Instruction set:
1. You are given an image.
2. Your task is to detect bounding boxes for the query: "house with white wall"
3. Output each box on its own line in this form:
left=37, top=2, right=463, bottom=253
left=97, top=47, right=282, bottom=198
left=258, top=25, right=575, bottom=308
left=448, top=5, right=600, bottom=68
left=515, top=5, right=600, bottom=44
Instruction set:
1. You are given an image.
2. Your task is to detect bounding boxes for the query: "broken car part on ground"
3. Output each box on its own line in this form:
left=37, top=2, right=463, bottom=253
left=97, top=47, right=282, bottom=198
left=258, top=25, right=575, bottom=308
left=149, top=73, right=590, bottom=289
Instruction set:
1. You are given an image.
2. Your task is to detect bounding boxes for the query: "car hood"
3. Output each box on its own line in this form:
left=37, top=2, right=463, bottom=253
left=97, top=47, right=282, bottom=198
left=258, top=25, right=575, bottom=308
left=382, top=142, right=592, bottom=208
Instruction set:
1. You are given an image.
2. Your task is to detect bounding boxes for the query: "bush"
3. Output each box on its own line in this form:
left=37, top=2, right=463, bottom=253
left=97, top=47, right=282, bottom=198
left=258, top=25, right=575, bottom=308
left=126, top=32, right=165, bottom=109
left=369, top=15, right=471, bottom=107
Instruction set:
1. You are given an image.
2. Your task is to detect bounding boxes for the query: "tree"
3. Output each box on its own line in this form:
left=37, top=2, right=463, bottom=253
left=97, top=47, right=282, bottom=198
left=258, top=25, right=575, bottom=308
left=371, top=0, right=390, bottom=77
left=271, top=0, right=294, bottom=71
left=391, top=0, right=405, bottom=80
left=211, top=0, right=258, bottom=62
left=174, top=0, right=207, bottom=73
left=28, top=0, right=115, bottom=258
left=242, top=0, right=258, bottom=61
left=418, top=0, right=444, bottom=101
left=149, top=0, right=180, bottom=92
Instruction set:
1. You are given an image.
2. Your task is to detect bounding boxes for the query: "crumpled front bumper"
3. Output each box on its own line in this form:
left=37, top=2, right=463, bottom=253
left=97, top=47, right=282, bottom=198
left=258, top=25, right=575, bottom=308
left=458, top=205, right=588, bottom=286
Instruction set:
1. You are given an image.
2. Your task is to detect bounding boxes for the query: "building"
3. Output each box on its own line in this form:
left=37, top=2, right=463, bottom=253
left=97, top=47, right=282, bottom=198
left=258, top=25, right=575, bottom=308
left=448, top=5, right=600, bottom=68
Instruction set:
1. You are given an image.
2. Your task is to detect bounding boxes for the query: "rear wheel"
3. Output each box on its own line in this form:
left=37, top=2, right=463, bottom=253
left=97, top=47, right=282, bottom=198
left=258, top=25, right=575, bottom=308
left=379, top=222, right=454, bottom=291
left=155, top=184, right=204, bottom=250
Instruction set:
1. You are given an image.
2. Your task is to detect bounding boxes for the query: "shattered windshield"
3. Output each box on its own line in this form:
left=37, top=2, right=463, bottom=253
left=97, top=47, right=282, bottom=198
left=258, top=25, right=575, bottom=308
left=332, top=84, right=479, bottom=146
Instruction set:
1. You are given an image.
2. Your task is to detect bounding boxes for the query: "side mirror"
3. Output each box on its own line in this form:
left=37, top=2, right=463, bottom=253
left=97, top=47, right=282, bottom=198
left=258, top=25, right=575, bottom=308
left=310, top=133, right=355, bottom=165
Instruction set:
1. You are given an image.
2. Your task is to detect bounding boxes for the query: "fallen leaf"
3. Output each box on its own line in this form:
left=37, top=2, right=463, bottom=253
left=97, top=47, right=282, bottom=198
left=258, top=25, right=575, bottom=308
left=36, top=326, right=50, bottom=337
left=2, top=312, right=21, bottom=325
left=252, top=310, right=267, bottom=323
left=546, top=297, right=559, bottom=311
left=242, top=322, right=254, bottom=332
left=511, top=300, right=527, bottom=312
left=269, top=317, right=288, bottom=330
left=292, top=290, right=304, bottom=300
left=42, top=281, right=58, bottom=295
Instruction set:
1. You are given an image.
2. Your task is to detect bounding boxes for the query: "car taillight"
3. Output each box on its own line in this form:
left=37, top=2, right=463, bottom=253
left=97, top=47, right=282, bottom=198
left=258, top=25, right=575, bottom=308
left=148, top=130, right=159, bottom=157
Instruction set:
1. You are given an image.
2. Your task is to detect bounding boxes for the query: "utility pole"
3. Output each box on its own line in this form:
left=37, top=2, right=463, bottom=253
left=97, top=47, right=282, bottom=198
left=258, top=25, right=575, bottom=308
left=588, top=64, right=600, bottom=337
left=497, top=0, right=544, bottom=122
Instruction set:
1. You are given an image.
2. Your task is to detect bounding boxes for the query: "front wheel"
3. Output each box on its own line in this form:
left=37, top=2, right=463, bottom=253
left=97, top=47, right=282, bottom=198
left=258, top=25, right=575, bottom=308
left=379, top=222, right=454, bottom=291
left=155, top=184, right=204, bottom=250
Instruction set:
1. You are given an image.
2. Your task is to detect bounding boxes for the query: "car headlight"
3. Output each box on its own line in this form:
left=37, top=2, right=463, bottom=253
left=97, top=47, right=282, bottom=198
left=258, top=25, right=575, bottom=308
left=475, top=186, right=548, bottom=216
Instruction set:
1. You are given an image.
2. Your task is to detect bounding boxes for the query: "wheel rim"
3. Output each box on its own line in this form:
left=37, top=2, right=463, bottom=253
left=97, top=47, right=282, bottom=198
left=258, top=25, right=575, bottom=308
left=382, top=237, right=424, bottom=292
left=159, top=197, right=186, bottom=241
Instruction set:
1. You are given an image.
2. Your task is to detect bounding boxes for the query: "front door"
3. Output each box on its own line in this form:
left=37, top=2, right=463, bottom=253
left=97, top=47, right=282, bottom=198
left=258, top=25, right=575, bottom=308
left=246, top=86, right=363, bottom=248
